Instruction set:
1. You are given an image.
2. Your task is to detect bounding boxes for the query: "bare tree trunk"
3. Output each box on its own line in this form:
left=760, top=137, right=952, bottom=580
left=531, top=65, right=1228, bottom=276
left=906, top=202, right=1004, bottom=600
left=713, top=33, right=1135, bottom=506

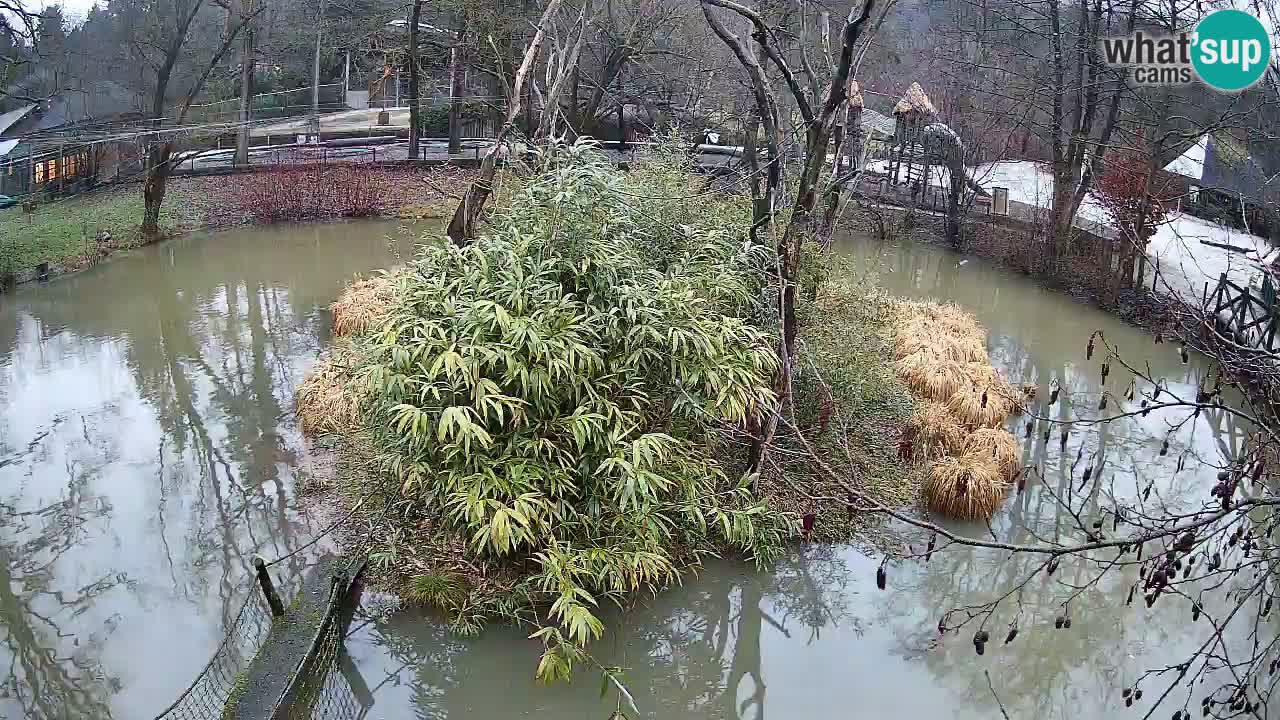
left=446, top=0, right=563, bottom=245
left=945, top=152, right=964, bottom=248
left=568, top=65, right=580, bottom=135
left=818, top=87, right=862, bottom=239
left=742, top=108, right=761, bottom=201
left=142, top=142, right=173, bottom=237
left=309, top=0, right=326, bottom=135
left=407, top=0, right=422, bottom=159
left=234, top=11, right=255, bottom=167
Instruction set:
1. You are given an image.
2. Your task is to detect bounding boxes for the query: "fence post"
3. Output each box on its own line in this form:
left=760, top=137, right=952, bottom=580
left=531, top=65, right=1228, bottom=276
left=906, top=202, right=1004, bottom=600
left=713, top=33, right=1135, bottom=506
left=254, top=556, right=286, bottom=617
left=1236, top=288, right=1251, bottom=332
left=753, top=198, right=770, bottom=228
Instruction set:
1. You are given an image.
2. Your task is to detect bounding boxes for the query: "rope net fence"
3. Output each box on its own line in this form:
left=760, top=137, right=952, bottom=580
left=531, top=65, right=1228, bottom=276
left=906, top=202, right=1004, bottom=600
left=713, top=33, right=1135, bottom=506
left=277, top=610, right=371, bottom=720
left=151, top=580, right=280, bottom=720
left=154, top=556, right=371, bottom=720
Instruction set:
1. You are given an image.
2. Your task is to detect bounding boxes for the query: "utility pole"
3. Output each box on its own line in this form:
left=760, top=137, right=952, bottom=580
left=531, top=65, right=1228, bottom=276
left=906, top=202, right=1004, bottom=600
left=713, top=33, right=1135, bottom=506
left=310, top=0, right=327, bottom=138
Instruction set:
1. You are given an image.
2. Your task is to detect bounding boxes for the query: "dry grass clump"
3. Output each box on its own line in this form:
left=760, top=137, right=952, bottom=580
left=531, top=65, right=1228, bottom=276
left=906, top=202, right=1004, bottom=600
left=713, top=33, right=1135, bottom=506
left=892, top=300, right=1022, bottom=521
left=922, top=302, right=982, bottom=336
left=895, top=330, right=987, bottom=363
left=895, top=350, right=969, bottom=400
left=946, top=383, right=1019, bottom=428
left=908, top=400, right=964, bottom=456
left=332, top=276, right=393, bottom=337
left=924, top=454, right=1008, bottom=520
left=961, top=427, right=1020, bottom=479
left=297, top=356, right=360, bottom=435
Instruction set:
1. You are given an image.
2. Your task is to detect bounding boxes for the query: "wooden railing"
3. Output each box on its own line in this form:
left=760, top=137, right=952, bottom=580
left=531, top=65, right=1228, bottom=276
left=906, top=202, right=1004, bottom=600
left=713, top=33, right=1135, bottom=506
left=1207, top=272, right=1280, bottom=352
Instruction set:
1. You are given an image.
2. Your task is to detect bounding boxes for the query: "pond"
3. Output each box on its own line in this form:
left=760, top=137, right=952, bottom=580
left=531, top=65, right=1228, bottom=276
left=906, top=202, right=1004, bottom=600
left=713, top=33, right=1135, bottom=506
left=0, top=221, right=1254, bottom=719
left=0, top=219, right=420, bottom=719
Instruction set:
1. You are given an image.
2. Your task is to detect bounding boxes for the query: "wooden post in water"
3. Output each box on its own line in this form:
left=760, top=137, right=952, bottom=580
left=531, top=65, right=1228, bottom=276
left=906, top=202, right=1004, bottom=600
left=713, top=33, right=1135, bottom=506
left=254, top=556, right=286, bottom=617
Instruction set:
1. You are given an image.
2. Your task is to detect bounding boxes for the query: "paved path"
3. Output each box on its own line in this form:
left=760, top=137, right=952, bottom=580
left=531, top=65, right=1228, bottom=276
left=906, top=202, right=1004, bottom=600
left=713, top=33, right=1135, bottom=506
left=250, top=108, right=413, bottom=136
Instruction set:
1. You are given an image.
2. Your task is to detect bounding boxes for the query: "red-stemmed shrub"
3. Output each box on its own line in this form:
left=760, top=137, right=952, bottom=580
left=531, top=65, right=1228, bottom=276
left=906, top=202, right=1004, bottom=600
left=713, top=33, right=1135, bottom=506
left=1093, top=148, right=1175, bottom=238
left=236, top=163, right=388, bottom=224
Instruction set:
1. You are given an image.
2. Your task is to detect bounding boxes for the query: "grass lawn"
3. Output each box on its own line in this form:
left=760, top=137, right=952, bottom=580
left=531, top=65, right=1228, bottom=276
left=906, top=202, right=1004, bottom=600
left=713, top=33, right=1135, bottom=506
left=0, top=165, right=468, bottom=282
left=0, top=187, right=183, bottom=275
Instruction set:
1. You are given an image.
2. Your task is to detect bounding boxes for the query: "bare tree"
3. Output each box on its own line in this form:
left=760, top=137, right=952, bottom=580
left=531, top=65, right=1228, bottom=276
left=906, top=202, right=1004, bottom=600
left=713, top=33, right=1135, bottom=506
left=123, top=0, right=260, bottom=236
left=0, top=2, right=50, bottom=104
left=445, top=0, right=565, bottom=245
left=574, top=0, right=687, bottom=134
left=700, top=0, right=878, bottom=469
left=408, top=0, right=424, bottom=159
left=537, top=1, right=593, bottom=139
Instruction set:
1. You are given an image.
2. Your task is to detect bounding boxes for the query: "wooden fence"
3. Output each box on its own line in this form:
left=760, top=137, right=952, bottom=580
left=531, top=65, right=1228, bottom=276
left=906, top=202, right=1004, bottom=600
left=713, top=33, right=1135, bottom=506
left=1207, top=272, right=1280, bottom=351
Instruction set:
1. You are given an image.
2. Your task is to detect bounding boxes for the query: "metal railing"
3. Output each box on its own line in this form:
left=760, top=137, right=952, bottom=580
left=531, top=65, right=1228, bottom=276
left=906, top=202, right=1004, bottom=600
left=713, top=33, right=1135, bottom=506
left=272, top=572, right=372, bottom=720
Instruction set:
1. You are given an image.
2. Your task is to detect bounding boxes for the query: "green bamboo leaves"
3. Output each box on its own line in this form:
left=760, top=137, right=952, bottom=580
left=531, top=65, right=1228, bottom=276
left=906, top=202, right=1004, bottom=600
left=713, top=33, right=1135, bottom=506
left=347, top=140, right=794, bottom=679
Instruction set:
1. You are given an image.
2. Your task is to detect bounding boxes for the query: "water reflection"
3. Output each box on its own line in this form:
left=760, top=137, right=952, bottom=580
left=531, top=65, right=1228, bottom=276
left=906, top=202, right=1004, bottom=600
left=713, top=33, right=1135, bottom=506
left=0, top=219, right=425, bottom=719
left=348, top=547, right=860, bottom=720
left=348, top=232, right=1260, bottom=720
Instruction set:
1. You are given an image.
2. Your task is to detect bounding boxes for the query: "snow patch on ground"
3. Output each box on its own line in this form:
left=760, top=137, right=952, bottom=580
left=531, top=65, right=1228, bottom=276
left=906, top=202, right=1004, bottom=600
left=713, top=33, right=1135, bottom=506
left=967, top=160, right=1274, bottom=305
left=1146, top=213, right=1272, bottom=301
left=970, top=161, right=1113, bottom=227
left=864, top=158, right=952, bottom=189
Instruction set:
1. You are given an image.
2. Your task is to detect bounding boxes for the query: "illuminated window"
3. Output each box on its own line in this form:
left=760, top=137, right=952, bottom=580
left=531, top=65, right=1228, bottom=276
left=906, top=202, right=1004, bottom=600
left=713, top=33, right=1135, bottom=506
left=34, top=162, right=45, bottom=183
left=48, top=159, right=59, bottom=181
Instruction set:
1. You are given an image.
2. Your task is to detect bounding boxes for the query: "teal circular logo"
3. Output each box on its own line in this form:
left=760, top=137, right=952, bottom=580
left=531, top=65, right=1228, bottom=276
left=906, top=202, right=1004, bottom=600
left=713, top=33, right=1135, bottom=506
left=1192, top=9, right=1272, bottom=91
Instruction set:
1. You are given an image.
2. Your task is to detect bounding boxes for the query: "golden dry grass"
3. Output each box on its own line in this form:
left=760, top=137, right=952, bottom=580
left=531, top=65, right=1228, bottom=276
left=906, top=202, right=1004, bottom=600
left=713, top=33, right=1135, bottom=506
left=922, top=302, right=983, bottom=336
left=894, top=330, right=987, bottom=363
left=923, top=454, right=1008, bottom=520
left=296, top=357, right=360, bottom=435
left=891, top=300, right=1020, bottom=520
left=961, top=427, right=1021, bottom=479
left=908, top=400, right=964, bottom=455
left=946, top=383, right=1018, bottom=428
left=332, top=277, right=393, bottom=337
left=895, top=350, right=969, bottom=401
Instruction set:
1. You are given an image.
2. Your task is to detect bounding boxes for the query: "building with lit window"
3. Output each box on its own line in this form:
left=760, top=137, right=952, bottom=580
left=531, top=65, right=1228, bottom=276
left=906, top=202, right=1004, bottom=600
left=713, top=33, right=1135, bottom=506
left=0, top=81, right=146, bottom=199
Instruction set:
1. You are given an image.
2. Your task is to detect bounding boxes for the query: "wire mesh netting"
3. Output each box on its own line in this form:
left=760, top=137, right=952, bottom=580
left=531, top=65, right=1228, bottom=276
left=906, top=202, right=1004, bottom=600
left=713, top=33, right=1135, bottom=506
left=276, top=613, right=371, bottom=720
left=184, top=85, right=348, bottom=125
left=155, top=557, right=371, bottom=720
left=152, top=582, right=278, bottom=720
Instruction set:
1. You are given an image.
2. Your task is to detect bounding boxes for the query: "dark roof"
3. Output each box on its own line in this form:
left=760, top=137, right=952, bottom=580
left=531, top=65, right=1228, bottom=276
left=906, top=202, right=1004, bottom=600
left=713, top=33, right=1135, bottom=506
left=1201, top=134, right=1280, bottom=205
left=1, top=80, right=144, bottom=139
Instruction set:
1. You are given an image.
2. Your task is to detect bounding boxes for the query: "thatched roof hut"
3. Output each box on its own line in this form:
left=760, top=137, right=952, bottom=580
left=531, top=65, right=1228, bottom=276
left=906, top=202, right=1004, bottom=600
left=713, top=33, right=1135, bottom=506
left=848, top=79, right=865, bottom=109
left=893, top=82, right=936, bottom=117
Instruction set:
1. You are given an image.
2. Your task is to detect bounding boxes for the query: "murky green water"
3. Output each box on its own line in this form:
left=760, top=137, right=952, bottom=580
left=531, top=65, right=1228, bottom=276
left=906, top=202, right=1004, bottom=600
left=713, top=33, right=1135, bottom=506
left=344, top=233, right=1254, bottom=720
left=0, top=219, right=422, bottom=719
left=0, top=223, right=1257, bottom=719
